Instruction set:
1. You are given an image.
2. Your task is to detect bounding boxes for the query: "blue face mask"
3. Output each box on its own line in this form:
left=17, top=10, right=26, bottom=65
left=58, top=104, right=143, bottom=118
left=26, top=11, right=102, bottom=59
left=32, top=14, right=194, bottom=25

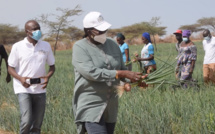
left=204, top=36, right=211, bottom=41
left=182, top=37, right=188, bottom=42
left=30, top=30, right=42, bottom=41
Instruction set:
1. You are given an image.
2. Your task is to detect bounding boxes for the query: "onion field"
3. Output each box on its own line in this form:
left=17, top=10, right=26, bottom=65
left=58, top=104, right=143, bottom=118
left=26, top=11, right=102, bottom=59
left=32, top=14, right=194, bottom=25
left=1, top=41, right=215, bottom=134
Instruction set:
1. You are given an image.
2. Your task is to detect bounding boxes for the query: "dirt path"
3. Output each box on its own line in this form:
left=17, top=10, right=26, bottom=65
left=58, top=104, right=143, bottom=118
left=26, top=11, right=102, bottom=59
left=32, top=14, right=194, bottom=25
left=0, top=130, right=15, bottom=134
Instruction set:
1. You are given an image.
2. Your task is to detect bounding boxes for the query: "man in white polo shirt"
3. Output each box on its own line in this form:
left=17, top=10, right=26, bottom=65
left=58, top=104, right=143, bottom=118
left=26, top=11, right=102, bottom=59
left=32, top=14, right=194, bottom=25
left=202, top=29, right=215, bottom=84
left=8, top=20, right=55, bottom=134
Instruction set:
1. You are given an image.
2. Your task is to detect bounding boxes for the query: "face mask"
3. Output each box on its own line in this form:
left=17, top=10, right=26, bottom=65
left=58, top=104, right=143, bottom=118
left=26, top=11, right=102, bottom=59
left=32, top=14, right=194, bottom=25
left=30, top=30, right=42, bottom=41
left=94, top=33, right=107, bottom=44
left=182, top=37, right=188, bottom=42
left=204, top=35, right=211, bottom=41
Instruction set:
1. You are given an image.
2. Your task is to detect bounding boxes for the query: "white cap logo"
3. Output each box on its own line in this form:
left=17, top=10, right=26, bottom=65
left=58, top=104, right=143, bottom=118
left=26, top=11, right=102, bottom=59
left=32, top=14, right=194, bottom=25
left=83, top=11, right=111, bottom=31
left=97, top=15, right=104, bottom=23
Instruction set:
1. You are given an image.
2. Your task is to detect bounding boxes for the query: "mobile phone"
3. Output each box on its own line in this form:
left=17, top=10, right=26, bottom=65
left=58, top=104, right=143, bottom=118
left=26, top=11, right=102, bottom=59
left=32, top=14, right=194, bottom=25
left=30, top=78, right=41, bottom=84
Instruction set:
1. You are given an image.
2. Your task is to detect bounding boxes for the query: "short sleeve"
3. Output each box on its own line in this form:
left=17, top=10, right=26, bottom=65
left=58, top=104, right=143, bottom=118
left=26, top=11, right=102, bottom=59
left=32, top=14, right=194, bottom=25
left=123, top=43, right=129, bottom=50
left=46, top=44, right=55, bottom=66
left=148, top=44, right=154, bottom=55
left=8, top=44, right=18, bottom=67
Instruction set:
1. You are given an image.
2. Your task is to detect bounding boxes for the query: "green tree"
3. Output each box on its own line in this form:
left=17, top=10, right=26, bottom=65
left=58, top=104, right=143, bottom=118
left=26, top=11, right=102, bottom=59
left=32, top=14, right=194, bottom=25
left=179, top=24, right=203, bottom=32
left=37, top=5, right=82, bottom=55
left=108, top=17, right=166, bottom=48
left=0, top=24, right=25, bottom=45
left=145, top=17, right=166, bottom=51
left=61, top=26, right=84, bottom=41
left=179, top=17, right=215, bottom=33
left=197, top=17, right=215, bottom=32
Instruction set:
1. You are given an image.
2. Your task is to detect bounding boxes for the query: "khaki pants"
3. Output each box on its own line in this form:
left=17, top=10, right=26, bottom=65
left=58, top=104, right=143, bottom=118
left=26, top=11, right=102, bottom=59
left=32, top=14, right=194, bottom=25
left=203, top=63, right=215, bottom=84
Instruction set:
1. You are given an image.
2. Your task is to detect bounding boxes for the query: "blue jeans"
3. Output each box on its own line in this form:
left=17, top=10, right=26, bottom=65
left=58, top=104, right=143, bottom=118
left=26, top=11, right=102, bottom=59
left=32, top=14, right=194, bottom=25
left=85, top=115, right=116, bottom=134
left=18, top=93, right=46, bottom=134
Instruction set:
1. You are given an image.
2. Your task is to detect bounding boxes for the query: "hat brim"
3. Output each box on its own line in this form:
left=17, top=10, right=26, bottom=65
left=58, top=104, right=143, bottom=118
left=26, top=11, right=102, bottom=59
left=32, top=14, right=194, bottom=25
left=94, top=21, right=111, bottom=31
left=182, top=34, right=190, bottom=37
left=173, top=32, right=182, bottom=35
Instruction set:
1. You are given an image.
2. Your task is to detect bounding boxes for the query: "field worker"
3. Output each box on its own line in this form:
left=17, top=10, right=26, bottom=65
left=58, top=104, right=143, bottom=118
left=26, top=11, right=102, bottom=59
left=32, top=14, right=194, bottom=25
left=72, top=11, right=143, bottom=134
left=202, top=29, right=215, bottom=84
left=116, top=33, right=132, bottom=70
left=173, top=30, right=183, bottom=79
left=0, top=44, right=11, bottom=83
left=176, top=30, right=197, bottom=88
left=8, top=20, right=55, bottom=134
left=134, top=32, right=156, bottom=74
left=173, top=29, right=183, bottom=53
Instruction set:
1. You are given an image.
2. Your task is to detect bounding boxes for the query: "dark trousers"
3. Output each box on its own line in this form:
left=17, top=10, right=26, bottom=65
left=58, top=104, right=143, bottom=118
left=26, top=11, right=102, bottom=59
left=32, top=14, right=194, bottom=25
left=85, top=115, right=116, bottom=134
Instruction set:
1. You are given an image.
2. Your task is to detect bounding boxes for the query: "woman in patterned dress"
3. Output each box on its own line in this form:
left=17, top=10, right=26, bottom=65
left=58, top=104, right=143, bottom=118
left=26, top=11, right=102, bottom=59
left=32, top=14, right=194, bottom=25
left=176, top=30, right=197, bottom=87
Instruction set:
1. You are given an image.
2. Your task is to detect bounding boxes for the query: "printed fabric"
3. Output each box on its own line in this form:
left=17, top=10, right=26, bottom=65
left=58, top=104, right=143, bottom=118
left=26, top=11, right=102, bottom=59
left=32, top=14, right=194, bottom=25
left=177, top=42, right=197, bottom=81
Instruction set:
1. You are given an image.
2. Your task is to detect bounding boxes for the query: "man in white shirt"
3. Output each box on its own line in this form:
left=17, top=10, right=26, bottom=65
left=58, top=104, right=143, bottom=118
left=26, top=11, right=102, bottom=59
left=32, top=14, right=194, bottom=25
left=202, top=29, right=215, bottom=84
left=8, top=20, right=55, bottom=134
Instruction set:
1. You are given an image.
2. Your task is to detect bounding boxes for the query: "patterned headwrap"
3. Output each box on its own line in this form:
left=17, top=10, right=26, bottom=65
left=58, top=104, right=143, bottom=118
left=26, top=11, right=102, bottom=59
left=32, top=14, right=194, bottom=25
left=142, top=32, right=151, bottom=43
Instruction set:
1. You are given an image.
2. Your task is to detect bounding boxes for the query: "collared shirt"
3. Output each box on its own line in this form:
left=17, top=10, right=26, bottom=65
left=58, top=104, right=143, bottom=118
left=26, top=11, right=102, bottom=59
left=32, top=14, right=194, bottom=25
left=141, top=43, right=156, bottom=67
left=72, top=38, right=126, bottom=126
left=8, top=38, right=55, bottom=94
left=203, top=36, right=215, bottom=64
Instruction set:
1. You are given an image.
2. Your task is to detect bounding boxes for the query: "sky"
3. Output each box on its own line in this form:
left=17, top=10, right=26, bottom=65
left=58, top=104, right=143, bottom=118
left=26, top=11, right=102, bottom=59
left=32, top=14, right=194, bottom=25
left=0, top=0, right=214, bottom=35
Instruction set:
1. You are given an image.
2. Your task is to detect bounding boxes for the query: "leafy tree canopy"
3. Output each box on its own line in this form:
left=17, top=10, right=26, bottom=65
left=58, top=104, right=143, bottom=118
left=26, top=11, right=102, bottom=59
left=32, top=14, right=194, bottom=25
left=0, top=24, right=25, bottom=45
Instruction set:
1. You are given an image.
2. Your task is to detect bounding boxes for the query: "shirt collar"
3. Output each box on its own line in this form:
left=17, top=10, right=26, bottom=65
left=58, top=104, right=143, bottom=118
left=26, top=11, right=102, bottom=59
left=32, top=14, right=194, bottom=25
left=24, top=37, right=41, bottom=46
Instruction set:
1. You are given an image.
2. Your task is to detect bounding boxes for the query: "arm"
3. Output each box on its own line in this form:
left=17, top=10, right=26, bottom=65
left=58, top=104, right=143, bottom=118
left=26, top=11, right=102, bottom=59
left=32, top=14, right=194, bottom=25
left=123, top=43, right=130, bottom=63
left=72, top=44, right=141, bottom=82
left=40, top=43, right=55, bottom=89
left=136, top=54, right=154, bottom=61
left=136, top=44, right=154, bottom=61
left=189, top=61, right=195, bottom=73
left=117, top=70, right=141, bottom=81
left=72, top=44, right=116, bottom=82
left=40, top=65, right=55, bottom=89
left=8, top=66, right=30, bottom=88
left=0, top=45, right=11, bottom=83
left=189, top=45, right=197, bottom=73
left=125, top=49, right=130, bottom=63
left=4, top=55, right=11, bottom=83
left=8, top=44, right=30, bottom=87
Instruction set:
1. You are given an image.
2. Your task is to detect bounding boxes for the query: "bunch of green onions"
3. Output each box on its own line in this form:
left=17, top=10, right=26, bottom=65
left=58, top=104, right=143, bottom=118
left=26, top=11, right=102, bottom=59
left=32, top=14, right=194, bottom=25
left=132, top=55, right=177, bottom=86
left=117, top=54, right=178, bottom=97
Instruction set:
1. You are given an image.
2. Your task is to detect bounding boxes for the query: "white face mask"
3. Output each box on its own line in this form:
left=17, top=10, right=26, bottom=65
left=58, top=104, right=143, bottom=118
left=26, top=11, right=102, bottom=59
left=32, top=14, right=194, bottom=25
left=94, top=33, right=107, bottom=44
left=182, top=37, right=188, bottom=42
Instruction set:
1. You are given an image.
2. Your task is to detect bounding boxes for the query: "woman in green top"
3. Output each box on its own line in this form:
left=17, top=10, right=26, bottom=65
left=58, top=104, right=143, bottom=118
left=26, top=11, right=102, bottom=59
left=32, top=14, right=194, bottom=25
left=72, top=11, right=142, bottom=134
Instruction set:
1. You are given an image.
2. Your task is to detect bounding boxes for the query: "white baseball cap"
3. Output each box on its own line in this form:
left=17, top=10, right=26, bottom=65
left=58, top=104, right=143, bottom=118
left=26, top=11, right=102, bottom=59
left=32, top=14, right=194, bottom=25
left=83, top=11, right=111, bottom=31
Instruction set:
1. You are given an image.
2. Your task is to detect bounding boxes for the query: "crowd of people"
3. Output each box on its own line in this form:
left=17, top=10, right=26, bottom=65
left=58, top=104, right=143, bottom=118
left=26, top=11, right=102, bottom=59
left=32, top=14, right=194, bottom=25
left=173, top=29, right=215, bottom=87
left=0, top=11, right=215, bottom=134
left=72, top=12, right=215, bottom=134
